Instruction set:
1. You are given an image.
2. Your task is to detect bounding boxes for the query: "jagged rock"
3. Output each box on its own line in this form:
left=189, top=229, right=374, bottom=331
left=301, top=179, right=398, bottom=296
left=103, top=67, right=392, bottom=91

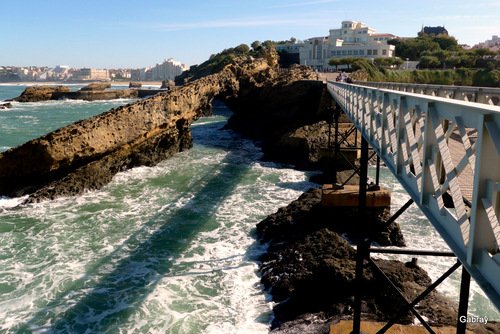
left=8, top=86, right=71, bottom=102
left=221, top=64, right=334, bottom=169
left=0, top=56, right=281, bottom=201
left=0, top=102, right=12, bottom=109
left=129, top=82, right=142, bottom=88
left=160, top=80, right=175, bottom=89
left=257, top=187, right=405, bottom=247
left=256, top=188, right=465, bottom=331
left=78, top=82, right=111, bottom=91
left=51, top=89, right=139, bottom=101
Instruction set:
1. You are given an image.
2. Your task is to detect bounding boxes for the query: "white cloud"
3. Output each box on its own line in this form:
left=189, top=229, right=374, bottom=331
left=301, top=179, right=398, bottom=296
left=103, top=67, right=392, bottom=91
left=152, top=14, right=337, bottom=32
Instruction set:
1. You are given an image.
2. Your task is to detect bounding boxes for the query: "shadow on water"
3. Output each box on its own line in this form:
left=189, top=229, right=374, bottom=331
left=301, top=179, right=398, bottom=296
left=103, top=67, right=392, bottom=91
left=16, top=113, right=257, bottom=333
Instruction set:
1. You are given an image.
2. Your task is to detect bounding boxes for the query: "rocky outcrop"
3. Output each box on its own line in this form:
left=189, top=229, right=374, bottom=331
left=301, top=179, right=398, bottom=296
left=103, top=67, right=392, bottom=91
left=258, top=188, right=458, bottom=332
left=51, top=89, right=139, bottom=101
left=0, top=102, right=12, bottom=109
left=0, top=56, right=279, bottom=201
left=129, top=82, right=142, bottom=88
left=79, top=82, right=111, bottom=91
left=222, top=64, right=334, bottom=169
left=8, top=86, right=71, bottom=102
left=161, top=80, right=175, bottom=89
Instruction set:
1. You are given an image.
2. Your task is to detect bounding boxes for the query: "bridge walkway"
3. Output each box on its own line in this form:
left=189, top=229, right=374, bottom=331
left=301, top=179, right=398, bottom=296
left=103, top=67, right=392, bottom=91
left=326, top=80, right=500, bottom=329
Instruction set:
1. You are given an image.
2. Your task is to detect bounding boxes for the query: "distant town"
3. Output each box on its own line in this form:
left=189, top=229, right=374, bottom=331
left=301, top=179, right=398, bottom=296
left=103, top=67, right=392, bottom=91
left=0, top=58, right=189, bottom=83
left=1, top=23, right=499, bottom=83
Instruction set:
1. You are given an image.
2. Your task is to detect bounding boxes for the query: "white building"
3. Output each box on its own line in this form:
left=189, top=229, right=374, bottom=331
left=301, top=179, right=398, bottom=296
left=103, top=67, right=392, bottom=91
left=72, top=68, right=110, bottom=81
left=152, top=58, right=188, bottom=81
left=474, top=35, right=500, bottom=52
left=277, top=20, right=398, bottom=70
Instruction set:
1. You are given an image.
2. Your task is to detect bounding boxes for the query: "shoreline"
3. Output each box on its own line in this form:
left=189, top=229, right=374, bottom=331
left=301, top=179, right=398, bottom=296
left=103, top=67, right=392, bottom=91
left=0, top=81, right=164, bottom=87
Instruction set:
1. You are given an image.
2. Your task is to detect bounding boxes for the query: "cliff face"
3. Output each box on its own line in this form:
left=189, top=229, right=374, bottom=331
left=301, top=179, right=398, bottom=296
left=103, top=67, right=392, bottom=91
left=0, top=57, right=285, bottom=202
left=8, top=86, right=71, bottom=102
left=221, top=64, right=334, bottom=168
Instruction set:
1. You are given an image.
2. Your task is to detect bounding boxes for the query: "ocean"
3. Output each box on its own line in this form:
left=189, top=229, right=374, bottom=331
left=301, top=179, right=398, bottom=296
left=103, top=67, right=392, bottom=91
left=0, top=84, right=498, bottom=333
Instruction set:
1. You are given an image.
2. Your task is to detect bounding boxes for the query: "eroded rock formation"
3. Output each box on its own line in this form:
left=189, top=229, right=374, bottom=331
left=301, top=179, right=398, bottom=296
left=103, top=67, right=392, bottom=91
left=8, top=86, right=71, bottom=102
left=258, top=188, right=459, bottom=332
left=79, top=82, right=112, bottom=91
left=1, top=56, right=323, bottom=202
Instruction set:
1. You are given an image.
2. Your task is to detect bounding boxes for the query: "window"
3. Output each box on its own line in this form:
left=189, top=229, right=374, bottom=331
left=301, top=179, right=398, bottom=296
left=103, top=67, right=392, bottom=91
left=354, top=50, right=358, bottom=55
left=367, top=50, right=372, bottom=55
left=358, top=31, right=361, bottom=34
left=348, top=50, right=352, bottom=55
left=342, top=50, right=347, bottom=55
left=344, top=30, right=347, bottom=34
left=373, top=50, right=378, bottom=55
left=331, top=51, right=335, bottom=56
left=337, top=51, right=342, bottom=55
left=385, top=37, right=389, bottom=40
left=363, top=31, right=367, bottom=34
left=374, top=38, right=378, bottom=41
left=344, top=24, right=347, bottom=28
left=359, top=50, right=364, bottom=55
left=382, top=49, right=387, bottom=56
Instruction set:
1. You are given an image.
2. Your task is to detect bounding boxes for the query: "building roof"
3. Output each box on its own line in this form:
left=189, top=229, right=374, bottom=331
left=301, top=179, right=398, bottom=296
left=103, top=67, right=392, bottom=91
left=423, top=26, right=448, bottom=36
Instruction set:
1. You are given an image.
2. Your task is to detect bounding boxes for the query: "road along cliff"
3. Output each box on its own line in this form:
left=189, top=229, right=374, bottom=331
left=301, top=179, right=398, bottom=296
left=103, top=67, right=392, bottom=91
left=0, top=57, right=327, bottom=203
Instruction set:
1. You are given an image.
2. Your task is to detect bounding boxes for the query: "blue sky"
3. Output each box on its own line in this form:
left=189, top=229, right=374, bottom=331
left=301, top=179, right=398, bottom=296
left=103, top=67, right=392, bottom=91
left=2, top=0, right=499, bottom=69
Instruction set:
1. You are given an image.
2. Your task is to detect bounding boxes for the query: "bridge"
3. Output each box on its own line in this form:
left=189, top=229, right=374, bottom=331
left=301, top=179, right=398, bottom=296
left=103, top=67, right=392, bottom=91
left=327, top=80, right=500, bottom=333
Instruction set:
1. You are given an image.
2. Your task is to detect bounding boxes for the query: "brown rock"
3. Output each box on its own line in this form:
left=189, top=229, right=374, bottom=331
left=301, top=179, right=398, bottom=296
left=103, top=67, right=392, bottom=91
left=8, top=86, right=71, bottom=102
left=129, top=81, right=142, bottom=88
left=78, top=82, right=111, bottom=91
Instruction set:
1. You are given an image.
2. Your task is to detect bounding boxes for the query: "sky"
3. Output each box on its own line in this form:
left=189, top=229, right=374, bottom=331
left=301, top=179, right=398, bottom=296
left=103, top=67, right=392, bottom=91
left=1, top=0, right=499, bottom=69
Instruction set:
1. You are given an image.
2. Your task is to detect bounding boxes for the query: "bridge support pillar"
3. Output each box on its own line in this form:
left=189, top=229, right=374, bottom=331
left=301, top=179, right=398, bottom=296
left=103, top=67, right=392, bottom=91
left=457, top=266, right=471, bottom=334
left=352, top=136, right=370, bottom=334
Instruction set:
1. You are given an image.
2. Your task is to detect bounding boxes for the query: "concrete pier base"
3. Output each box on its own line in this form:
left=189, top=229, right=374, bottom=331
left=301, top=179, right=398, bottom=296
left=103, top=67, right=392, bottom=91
left=330, top=320, right=474, bottom=333
left=321, top=184, right=391, bottom=207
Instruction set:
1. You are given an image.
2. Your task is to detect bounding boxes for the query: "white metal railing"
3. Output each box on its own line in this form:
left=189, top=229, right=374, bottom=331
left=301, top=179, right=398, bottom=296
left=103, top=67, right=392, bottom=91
left=357, top=81, right=500, bottom=106
left=328, top=81, right=500, bottom=311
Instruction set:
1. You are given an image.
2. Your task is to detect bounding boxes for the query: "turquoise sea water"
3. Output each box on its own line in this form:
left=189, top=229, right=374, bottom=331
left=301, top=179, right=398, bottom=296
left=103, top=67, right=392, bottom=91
left=0, top=85, right=319, bottom=333
left=0, top=84, right=498, bottom=333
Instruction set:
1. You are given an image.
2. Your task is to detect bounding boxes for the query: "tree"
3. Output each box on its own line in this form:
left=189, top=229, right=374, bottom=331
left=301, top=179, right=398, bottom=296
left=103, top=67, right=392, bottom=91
left=329, top=58, right=341, bottom=71
left=251, top=41, right=261, bottom=51
left=391, top=58, right=404, bottom=69
left=340, top=56, right=356, bottom=69
left=432, top=35, right=459, bottom=50
left=419, top=56, right=441, bottom=68
left=351, top=58, right=372, bottom=71
left=234, top=44, right=250, bottom=54
left=374, top=57, right=390, bottom=67
left=445, top=56, right=461, bottom=68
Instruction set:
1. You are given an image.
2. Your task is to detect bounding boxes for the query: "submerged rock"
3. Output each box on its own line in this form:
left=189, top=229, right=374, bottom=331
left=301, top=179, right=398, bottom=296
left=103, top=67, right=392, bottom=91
left=0, top=102, right=12, bottom=109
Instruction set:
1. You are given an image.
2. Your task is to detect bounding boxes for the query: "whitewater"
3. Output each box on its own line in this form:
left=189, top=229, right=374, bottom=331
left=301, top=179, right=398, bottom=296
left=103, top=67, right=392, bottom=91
left=0, top=84, right=498, bottom=333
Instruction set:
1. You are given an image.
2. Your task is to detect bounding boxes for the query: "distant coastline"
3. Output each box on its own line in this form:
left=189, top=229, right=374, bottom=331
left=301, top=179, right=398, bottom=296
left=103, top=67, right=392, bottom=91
left=0, top=81, right=164, bottom=87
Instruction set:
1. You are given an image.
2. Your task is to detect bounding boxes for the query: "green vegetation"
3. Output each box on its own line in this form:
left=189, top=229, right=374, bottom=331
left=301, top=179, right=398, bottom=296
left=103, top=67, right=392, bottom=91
left=328, top=30, right=500, bottom=87
left=176, top=38, right=297, bottom=83
left=351, top=64, right=500, bottom=87
left=387, top=32, right=460, bottom=61
left=388, top=32, right=499, bottom=69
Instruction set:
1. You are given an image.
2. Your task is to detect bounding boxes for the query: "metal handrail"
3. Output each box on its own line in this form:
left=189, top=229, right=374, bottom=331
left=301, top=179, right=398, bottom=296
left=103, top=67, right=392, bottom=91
left=327, top=81, right=500, bottom=311
left=356, top=81, right=500, bottom=106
